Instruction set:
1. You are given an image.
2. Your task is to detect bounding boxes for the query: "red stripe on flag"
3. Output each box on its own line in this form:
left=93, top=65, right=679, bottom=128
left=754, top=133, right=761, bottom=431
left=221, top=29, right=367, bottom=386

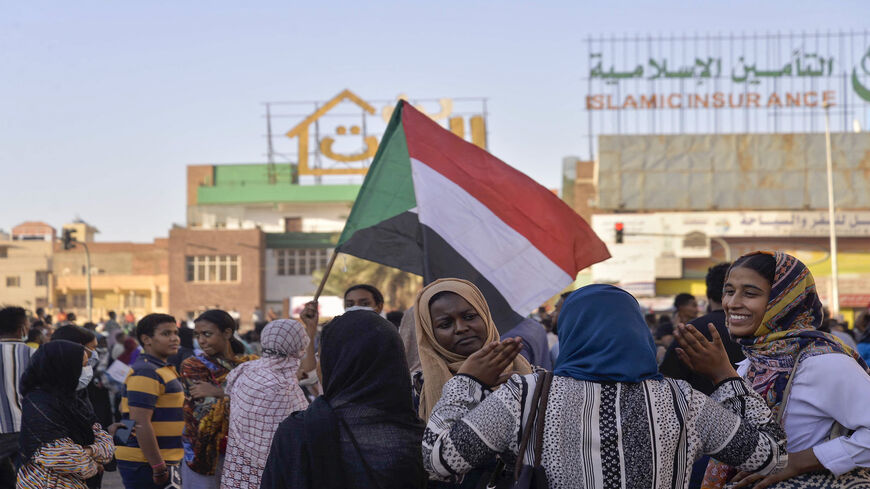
left=400, top=102, right=610, bottom=276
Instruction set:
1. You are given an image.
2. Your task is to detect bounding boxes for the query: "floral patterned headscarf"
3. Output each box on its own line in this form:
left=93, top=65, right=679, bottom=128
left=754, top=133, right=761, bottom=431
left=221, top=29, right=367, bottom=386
left=703, top=251, right=867, bottom=489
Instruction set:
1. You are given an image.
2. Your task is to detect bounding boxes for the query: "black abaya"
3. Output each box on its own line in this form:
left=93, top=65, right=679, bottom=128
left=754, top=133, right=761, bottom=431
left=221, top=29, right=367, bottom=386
left=261, top=311, right=425, bottom=489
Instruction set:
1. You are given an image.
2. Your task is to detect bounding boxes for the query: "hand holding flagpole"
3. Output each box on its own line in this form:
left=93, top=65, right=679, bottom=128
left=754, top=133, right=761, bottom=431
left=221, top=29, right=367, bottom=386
left=313, top=250, right=339, bottom=301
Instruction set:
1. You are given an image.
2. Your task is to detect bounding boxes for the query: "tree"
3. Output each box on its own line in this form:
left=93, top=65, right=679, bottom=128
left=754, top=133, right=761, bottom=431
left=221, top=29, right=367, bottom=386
left=312, top=254, right=422, bottom=311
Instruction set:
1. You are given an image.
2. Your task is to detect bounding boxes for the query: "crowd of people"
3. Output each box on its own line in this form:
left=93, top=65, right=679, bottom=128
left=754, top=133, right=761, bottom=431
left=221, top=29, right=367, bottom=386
left=1, top=250, right=870, bottom=488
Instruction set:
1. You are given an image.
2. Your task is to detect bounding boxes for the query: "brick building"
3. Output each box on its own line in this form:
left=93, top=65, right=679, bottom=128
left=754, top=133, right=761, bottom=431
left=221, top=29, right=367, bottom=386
left=168, top=227, right=264, bottom=329
left=53, top=239, right=169, bottom=321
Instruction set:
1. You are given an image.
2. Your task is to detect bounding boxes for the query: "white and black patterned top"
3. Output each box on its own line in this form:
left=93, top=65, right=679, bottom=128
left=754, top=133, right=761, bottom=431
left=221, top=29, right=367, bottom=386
left=423, top=373, right=787, bottom=489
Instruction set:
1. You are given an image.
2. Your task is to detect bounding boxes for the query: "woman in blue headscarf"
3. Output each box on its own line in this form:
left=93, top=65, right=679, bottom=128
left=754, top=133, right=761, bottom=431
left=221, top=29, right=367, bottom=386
left=423, top=284, right=789, bottom=489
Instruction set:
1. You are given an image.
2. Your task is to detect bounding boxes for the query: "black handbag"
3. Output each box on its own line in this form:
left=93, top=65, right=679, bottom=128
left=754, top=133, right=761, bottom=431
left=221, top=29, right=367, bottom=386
left=511, top=371, right=553, bottom=489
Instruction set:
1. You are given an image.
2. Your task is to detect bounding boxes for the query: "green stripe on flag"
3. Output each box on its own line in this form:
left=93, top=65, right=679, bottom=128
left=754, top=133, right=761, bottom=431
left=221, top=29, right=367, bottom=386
left=338, top=102, right=416, bottom=246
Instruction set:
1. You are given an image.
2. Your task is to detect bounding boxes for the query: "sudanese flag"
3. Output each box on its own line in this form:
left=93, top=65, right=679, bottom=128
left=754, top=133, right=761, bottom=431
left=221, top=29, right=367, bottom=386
left=337, top=101, right=610, bottom=332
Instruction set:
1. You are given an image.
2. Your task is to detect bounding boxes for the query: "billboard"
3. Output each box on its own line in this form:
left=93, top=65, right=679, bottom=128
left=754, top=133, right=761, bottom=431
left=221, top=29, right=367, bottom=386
left=597, top=133, right=870, bottom=211
left=581, top=31, right=870, bottom=159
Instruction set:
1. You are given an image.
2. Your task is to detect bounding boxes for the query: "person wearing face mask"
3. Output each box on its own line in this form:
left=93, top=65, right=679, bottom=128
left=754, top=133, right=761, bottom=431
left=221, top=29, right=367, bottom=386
left=343, top=284, right=385, bottom=314
left=51, top=326, right=115, bottom=426
left=16, top=340, right=114, bottom=489
left=51, top=325, right=117, bottom=489
left=680, top=252, right=870, bottom=488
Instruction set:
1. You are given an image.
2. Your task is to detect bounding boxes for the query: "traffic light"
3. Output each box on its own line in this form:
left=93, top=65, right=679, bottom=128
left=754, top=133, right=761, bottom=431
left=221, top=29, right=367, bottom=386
left=614, top=222, right=624, bottom=244
left=62, top=229, right=76, bottom=250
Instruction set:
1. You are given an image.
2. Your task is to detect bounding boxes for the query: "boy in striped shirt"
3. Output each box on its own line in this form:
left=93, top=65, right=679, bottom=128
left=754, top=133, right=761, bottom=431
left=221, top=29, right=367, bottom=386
left=117, top=314, right=182, bottom=488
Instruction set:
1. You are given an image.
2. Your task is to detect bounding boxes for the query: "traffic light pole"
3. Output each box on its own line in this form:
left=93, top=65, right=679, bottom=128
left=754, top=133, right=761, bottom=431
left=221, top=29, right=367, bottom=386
left=61, top=231, right=92, bottom=321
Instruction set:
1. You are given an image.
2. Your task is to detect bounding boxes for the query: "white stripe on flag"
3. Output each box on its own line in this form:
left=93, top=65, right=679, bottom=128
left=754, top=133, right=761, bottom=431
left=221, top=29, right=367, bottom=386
left=410, top=158, right=573, bottom=316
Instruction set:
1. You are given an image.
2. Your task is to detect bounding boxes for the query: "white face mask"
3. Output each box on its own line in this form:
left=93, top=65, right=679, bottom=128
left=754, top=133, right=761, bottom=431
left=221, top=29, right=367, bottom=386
left=344, top=306, right=375, bottom=313
left=77, top=365, right=94, bottom=391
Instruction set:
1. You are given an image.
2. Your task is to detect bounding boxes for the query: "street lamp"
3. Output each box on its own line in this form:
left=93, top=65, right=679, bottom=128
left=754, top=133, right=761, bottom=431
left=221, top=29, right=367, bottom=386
left=62, top=231, right=93, bottom=322
left=823, top=101, right=840, bottom=316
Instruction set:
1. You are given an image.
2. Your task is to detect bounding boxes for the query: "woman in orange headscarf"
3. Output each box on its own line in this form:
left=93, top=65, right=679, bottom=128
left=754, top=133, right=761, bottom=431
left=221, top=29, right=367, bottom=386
left=414, top=278, right=532, bottom=422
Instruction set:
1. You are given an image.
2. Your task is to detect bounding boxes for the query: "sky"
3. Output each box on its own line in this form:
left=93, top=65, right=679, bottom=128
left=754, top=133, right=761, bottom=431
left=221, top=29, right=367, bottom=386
left=2, top=1, right=868, bottom=242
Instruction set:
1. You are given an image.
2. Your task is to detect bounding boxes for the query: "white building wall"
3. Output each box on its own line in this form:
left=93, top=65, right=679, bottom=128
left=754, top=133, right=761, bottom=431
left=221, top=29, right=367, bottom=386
left=191, top=203, right=350, bottom=233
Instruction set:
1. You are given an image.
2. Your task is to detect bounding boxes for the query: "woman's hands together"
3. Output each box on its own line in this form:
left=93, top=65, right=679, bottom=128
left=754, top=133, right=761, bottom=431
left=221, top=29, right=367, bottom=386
left=731, top=448, right=821, bottom=488
left=674, top=322, right=738, bottom=385
left=457, top=338, right=522, bottom=387
left=189, top=380, right=225, bottom=399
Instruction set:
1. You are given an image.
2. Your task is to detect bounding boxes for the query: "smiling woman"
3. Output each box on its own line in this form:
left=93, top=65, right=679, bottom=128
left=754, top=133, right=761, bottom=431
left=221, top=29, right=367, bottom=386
left=705, top=251, right=870, bottom=488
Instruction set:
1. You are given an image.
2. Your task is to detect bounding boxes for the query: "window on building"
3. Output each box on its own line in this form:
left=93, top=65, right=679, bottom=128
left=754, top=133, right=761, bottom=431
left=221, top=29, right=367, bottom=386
left=185, top=255, right=241, bottom=283
left=123, top=292, right=146, bottom=308
left=72, top=294, right=87, bottom=308
left=57, top=295, right=67, bottom=308
left=275, top=249, right=332, bottom=276
left=0, top=247, right=7, bottom=258
left=284, top=217, right=303, bottom=232
left=35, top=271, right=49, bottom=286
left=5, top=276, right=20, bottom=287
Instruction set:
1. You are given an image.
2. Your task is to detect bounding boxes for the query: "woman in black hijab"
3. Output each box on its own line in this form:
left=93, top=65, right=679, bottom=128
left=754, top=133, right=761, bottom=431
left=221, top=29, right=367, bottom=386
left=261, top=310, right=426, bottom=489
left=17, top=340, right=114, bottom=489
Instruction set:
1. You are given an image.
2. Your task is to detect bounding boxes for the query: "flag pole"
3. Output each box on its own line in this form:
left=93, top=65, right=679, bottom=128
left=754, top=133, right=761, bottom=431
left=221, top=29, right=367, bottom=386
left=314, top=250, right=339, bottom=301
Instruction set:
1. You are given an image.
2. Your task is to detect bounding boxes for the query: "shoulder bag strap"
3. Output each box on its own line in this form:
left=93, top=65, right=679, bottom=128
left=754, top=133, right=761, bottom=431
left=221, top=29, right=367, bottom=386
left=514, top=371, right=547, bottom=481
left=775, top=350, right=805, bottom=426
left=531, top=371, right=554, bottom=468
left=775, top=349, right=850, bottom=440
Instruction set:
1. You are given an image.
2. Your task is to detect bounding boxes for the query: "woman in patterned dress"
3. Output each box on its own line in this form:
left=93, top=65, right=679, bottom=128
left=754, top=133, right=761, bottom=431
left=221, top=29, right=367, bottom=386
left=179, top=310, right=257, bottom=489
left=220, top=319, right=312, bottom=489
left=414, top=278, right=534, bottom=489
left=16, top=340, right=114, bottom=489
left=423, top=284, right=788, bottom=489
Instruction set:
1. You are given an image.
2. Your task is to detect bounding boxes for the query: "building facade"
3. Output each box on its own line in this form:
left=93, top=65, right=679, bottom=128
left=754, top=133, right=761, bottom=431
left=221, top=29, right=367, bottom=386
left=167, top=227, right=264, bottom=328
left=563, top=132, right=870, bottom=324
left=53, top=239, right=169, bottom=322
left=185, top=163, right=357, bottom=312
left=0, top=222, right=55, bottom=310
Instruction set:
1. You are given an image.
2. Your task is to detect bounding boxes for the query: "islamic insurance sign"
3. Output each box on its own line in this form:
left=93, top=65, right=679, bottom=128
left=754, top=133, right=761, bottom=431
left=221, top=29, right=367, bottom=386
left=581, top=31, right=870, bottom=144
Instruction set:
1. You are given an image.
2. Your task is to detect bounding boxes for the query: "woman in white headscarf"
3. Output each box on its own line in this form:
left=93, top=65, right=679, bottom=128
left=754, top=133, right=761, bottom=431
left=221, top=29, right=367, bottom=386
left=220, top=319, right=310, bottom=489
